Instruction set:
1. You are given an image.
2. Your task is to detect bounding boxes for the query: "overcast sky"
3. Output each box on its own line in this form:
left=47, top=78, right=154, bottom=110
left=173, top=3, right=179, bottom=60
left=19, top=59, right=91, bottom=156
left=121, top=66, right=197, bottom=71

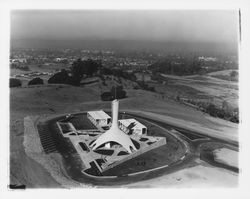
left=11, top=10, right=239, bottom=43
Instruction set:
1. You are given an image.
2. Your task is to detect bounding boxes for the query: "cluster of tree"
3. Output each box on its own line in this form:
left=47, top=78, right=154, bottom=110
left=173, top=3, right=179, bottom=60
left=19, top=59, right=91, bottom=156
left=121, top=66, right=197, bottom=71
left=183, top=98, right=239, bottom=123
left=100, top=67, right=136, bottom=81
left=11, top=64, right=30, bottom=71
left=28, top=77, right=44, bottom=85
left=70, top=59, right=101, bottom=83
left=48, top=59, right=102, bottom=86
left=10, top=77, right=44, bottom=88
left=9, top=78, right=22, bottom=88
left=55, top=59, right=69, bottom=64
left=48, top=69, right=74, bottom=85
left=204, top=103, right=239, bottom=123
left=134, top=81, right=155, bottom=92
left=48, top=58, right=139, bottom=87
left=101, top=86, right=127, bottom=101
left=230, top=70, right=238, bottom=81
left=149, top=59, right=202, bottom=76
left=211, top=70, right=238, bottom=82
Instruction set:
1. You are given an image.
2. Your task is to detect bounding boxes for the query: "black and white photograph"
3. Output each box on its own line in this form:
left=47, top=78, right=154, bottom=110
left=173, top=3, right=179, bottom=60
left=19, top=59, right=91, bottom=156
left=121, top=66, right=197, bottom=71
left=1, top=0, right=250, bottom=197
left=8, top=9, right=240, bottom=188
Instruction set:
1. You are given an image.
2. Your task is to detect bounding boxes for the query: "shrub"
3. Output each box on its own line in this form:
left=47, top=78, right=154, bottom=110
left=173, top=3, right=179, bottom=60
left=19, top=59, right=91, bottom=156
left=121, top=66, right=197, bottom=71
left=70, top=58, right=102, bottom=84
left=100, top=67, right=113, bottom=75
left=100, top=67, right=136, bottom=82
left=101, top=86, right=127, bottom=101
left=28, top=77, right=44, bottom=85
left=229, top=115, right=239, bottom=123
left=203, top=102, right=239, bottom=123
left=230, top=70, right=238, bottom=81
left=205, top=103, right=218, bottom=117
left=133, top=85, right=140, bottom=90
left=9, top=78, right=22, bottom=88
left=48, top=70, right=76, bottom=85
left=136, top=81, right=155, bottom=92
left=111, top=86, right=127, bottom=99
left=102, top=80, right=107, bottom=86
left=101, top=92, right=113, bottom=101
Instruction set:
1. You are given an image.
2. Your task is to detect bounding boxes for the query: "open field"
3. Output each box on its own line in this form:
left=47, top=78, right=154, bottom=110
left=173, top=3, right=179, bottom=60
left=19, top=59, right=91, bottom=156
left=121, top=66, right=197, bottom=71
left=10, top=64, right=68, bottom=87
left=159, top=73, right=238, bottom=109
left=124, top=164, right=238, bottom=188
left=213, top=148, right=238, bottom=168
left=207, top=69, right=237, bottom=76
left=10, top=63, right=67, bottom=76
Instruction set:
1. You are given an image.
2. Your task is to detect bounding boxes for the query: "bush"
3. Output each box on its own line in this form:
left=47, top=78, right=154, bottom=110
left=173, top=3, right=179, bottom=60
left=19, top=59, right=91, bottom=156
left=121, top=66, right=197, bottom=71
left=205, top=103, right=218, bottom=117
left=48, top=70, right=76, bottom=85
left=133, top=85, right=140, bottom=90
left=28, top=77, right=44, bottom=85
left=111, top=86, right=127, bottom=99
left=175, top=95, right=180, bottom=101
left=101, top=92, right=113, bottom=101
left=229, top=115, right=239, bottom=123
left=136, top=81, right=155, bottom=92
left=100, top=67, right=113, bottom=75
left=203, top=102, right=239, bottom=123
left=148, top=86, right=155, bottom=92
left=70, top=58, right=102, bottom=84
left=9, top=78, right=22, bottom=88
left=101, top=86, right=127, bottom=101
left=102, top=80, right=107, bottom=86
left=100, top=67, right=136, bottom=82
left=230, top=70, right=238, bottom=81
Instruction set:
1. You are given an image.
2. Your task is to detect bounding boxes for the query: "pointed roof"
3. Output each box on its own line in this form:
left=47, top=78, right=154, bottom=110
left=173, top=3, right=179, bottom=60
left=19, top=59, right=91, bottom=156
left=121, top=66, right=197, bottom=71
left=90, top=126, right=137, bottom=153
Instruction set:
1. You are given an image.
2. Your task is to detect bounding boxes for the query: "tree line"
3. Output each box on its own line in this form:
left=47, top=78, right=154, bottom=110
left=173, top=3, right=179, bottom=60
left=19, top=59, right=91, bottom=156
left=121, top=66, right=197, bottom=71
left=149, top=58, right=203, bottom=75
left=48, top=58, right=101, bottom=86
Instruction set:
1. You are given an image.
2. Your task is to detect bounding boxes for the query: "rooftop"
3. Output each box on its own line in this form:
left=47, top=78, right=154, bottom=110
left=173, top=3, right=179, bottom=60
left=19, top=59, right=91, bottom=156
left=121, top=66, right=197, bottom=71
left=119, top=118, right=147, bottom=129
left=87, top=110, right=111, bottom=120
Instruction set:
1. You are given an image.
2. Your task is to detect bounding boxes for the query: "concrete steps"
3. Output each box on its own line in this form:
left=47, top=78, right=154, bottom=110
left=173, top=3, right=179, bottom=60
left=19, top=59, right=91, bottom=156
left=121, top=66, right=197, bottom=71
left=37, top=124, right=58, bottom=154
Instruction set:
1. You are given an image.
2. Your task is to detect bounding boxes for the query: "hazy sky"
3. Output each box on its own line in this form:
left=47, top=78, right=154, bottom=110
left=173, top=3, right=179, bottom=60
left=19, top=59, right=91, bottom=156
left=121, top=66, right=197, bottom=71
left=11, top=10, right=239, bottom=43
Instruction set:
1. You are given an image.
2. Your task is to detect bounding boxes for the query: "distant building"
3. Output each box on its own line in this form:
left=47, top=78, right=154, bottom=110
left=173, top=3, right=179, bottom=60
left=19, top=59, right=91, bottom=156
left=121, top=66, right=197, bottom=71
left=87, top=110, right=111, bottom=127
left=10, top=58, right=27, bottom=63
left=118, top=118, right=147, bottom=136
left=54, top=58, right=68, bottom=63
left=198, top=56, right=217, bottom=62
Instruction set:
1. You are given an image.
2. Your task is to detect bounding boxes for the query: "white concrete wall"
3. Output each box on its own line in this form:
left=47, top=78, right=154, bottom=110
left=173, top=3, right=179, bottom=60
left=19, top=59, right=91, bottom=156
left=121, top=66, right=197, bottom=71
left=87, top=113, right=109, bottom=127
left=102, top=137, right=166, bottom=173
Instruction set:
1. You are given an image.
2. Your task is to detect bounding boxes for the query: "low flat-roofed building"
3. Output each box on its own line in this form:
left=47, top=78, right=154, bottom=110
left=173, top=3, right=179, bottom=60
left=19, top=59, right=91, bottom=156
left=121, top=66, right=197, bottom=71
left=118, top=118, right=147, bottom=136
left=87, top=110, right=111, bottom=127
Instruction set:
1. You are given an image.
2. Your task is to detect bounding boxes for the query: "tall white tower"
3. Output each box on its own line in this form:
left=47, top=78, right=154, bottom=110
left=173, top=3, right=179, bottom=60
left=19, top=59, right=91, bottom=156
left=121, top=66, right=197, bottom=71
left=90, top=100, right=137, bottom=153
